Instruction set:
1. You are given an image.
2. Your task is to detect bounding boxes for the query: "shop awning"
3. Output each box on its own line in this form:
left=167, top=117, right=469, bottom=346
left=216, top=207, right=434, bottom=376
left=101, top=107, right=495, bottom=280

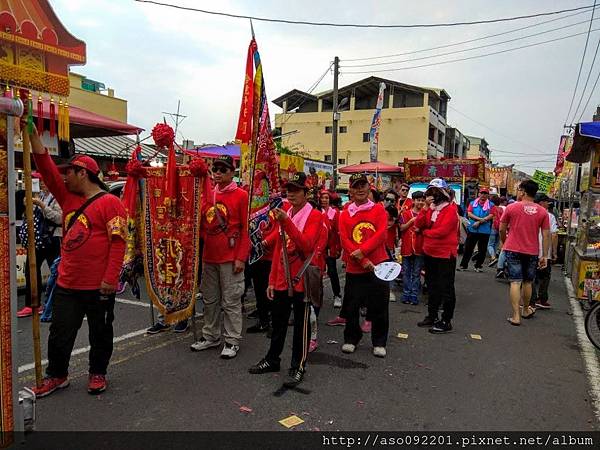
left=36, top=100, right=142, bottom=137
left=184, top=144, right=241, bottom=160
left=566, top=122, right=600, bottom=164
left=338, top=161, right=403, bottom=174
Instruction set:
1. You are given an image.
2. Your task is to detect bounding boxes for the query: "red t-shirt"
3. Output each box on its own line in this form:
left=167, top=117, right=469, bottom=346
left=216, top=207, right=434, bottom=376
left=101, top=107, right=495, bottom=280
left=500, top=201, right=550, bottom=256
left=269, top=207, right=323, bottom=292
left=322, top=207, right=341, bottom=257
left=398, top=197, right=413, bottom=212
left=33, top=152, right=127, bottom=290
left=201, top=187, right=250, bottom=264
left=339, top=202, right=388, bottom=274
left=386, top=226, right=397, bottom=252
left=400, top=209, right=423, bottom=256
left=414, top=203, right=459, bottom=259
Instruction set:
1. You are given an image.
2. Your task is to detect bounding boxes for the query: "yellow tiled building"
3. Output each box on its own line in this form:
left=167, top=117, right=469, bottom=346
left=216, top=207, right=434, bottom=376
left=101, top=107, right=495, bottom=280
left=68, top=72, right=128, bottom=122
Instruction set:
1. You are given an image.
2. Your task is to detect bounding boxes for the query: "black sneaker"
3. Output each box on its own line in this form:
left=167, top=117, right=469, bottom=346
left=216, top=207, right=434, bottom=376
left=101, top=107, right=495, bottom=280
left=173, top=320, right=189, bottom=333
left=284, top=368, right=305, bottom=387
left=146, top=322, right=170, bottom=334
left=429, top=320, right=453, bottom=334
left=417, top=316, right=436, bottom=328
left=266, top=327, right=273, bottom=339
left=247, top=323, right=270, bottom=333
left=495, top=270, right=505, bottom=279
left=247, top=310, right=259, bottom=319
left=248, top=358, right=280, bottom=374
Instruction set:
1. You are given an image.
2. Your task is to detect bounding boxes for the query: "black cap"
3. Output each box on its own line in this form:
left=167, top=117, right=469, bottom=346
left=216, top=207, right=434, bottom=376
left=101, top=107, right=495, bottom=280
left=349, top=173, right=368, bottom=187
left=534, top=193, right=553, bottom=203
left=285, top=172, right=308, bottom=190
left=212, top=155, right=235, bottom=170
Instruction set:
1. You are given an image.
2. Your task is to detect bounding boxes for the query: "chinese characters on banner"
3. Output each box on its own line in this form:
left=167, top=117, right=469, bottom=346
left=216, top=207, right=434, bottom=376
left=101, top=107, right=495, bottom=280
left=488, top=166, right=512, bottom=190
left=532, top=170, right=555, bottom=194
left=142, top=167, right=203, bottom=324
left=403, top=158, right=485, bottom=182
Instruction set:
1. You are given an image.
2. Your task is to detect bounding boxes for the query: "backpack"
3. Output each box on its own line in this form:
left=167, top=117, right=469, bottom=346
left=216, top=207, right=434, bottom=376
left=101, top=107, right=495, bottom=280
left=19, top=198, right=56, bottom=250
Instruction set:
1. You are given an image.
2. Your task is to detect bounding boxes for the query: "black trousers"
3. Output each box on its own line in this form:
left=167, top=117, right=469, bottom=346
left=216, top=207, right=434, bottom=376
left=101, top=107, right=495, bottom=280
left=266, top=290, right=310, bottom=371
left=25, top=238, right=60, bottom=307
left=249, top=259, right=272, bottom=326
left=425, top=256, right=457, bottom=322
left=460, top=232, right=490, bottom=269
left=341, top=272, right=389, bottom=347
left=325, top=257, right=341, bottom=297
left=533, top=264, right=552, bottom=302
left=46, top=287, right=115, bottom=378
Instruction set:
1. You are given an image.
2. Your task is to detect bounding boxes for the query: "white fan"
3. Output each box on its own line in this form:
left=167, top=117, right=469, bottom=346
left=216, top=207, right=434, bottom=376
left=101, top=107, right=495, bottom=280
left=374, top=261, right=402, bottom=281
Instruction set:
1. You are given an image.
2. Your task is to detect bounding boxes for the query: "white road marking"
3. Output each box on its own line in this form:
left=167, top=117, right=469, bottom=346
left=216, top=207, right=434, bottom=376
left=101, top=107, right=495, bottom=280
left=18, top=328, right=148, bottom=374
left=564, top=276, right=600, bottom=422
left=115, top=297, right=152, bottom=308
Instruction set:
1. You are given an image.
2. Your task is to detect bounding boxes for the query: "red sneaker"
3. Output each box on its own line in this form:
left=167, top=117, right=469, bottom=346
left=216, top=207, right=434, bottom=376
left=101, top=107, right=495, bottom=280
left=326, top=316, right=346, bottom=326
left=361, top=320, right=372, bottom=333
left=535, top=301, right=551, bottom=309
left=88, top=374, right=107, bottom=394
left=309, top=339, right=318, bottom=353
left=16, top=306, right=33, bottom=318
left=31, top=376, right=69, bottom=398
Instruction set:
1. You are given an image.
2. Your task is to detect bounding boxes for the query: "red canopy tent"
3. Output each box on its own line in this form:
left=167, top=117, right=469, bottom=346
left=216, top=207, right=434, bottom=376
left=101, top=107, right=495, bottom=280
left=338, top=161, right=403, bottom=174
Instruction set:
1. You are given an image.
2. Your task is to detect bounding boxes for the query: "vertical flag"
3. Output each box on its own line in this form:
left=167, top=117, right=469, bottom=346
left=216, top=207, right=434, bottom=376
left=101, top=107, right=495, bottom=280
left=235, top=37, right=281, bottom=263
left=554, top=135, right=568, bottom=176
left=369, top=82, right=386, bottom=162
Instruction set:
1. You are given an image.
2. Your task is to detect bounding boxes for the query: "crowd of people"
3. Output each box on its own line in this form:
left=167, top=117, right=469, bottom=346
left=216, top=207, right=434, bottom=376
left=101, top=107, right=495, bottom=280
left=20, top=125, right=558, bottom=398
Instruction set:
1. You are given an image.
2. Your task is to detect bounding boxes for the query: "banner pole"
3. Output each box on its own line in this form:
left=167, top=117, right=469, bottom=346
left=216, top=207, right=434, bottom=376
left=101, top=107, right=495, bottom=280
left=22, top=127, right=43, bottom=388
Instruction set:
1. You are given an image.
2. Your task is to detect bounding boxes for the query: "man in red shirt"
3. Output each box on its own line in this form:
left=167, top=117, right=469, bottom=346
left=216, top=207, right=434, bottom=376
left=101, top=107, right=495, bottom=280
left=28, top=128, right=126, bottom=397
left=398, top=183, right=413, bottom=212
left=249, top=172, right=323, bottom=387
left=414, top=178, right=459, bottom=334
left=338, top=173, right=389, bottom=358
left=190, top=155, right=249, bottom=359
left=500, top=179, right=550, bottom=325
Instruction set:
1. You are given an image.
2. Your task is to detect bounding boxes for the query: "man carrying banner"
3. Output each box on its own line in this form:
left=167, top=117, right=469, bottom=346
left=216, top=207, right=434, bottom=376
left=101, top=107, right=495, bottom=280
left=249, top=172, right=323, bottom=387
left=338, top=173, right=390, bottom=358
left=27, top=127, right=126, bottom=397
left=191, top=155, right=249, bottom=359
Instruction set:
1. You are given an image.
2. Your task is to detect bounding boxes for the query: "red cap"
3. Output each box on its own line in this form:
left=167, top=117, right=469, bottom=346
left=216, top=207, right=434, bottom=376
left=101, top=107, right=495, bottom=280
left=58, top=155, right=101, bottom=176
left=32, top=171, right=41, bottom=179
left=479, top=187, right=490, bottom=194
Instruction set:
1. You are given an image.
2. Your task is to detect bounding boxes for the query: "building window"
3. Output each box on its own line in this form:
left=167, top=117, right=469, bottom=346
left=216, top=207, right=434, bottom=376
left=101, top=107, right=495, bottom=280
left=362, top=132, right=370, bottom=142
left=338, top=158, right=346, bottom=165
left=325, top=126, right=332, bottom=134
left=339, top=126, right=347, bottom=133
left=324, top=155, right=332, bottom=162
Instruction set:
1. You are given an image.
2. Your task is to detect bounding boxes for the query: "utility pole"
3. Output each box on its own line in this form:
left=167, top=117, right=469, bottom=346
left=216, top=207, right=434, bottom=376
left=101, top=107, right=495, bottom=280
left=332, top=56, right=339, bottom=189
left=162, top=100, right=187, bottom=139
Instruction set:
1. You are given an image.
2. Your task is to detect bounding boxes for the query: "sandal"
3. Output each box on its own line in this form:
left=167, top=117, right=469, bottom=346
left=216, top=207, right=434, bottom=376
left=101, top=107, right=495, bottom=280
left=522, top=306, right=536, bottom=319
left=507, top=318, right=521, bottom=326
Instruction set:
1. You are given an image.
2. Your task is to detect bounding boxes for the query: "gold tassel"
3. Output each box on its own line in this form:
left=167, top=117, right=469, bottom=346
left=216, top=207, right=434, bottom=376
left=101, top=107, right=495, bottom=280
left=64, top=101, right=70, bottom=141
left=58, top=99, right=64, bottom=141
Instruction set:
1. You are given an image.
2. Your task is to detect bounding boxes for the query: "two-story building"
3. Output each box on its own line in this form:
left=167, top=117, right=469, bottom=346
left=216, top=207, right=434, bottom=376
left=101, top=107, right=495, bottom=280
left=445, top=127, right=470, bottom=159
left=465, top=135, right=491, bottom=162
left=273, top=76, right=450, bottom=169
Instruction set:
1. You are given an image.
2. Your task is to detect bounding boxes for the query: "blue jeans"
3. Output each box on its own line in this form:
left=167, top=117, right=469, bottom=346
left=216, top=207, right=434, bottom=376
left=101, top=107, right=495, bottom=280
left=498, top=250, right=506, bottom=270
left=487, top=230, right=499, bottom=259
left=402, top=255, right=424, bottom=304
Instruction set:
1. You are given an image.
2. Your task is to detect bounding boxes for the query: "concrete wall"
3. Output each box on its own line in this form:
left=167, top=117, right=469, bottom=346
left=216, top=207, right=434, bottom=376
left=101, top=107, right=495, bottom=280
left=68, top=73, right=128, bottom=122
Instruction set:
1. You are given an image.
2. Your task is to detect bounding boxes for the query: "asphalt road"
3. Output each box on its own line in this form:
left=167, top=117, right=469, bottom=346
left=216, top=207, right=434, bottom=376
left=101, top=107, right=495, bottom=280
left=15, top=265, right=600, bottom=431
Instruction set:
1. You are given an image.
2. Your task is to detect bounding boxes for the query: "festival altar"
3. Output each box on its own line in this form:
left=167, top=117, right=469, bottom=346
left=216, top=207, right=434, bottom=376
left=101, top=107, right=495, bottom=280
left=403, top=158, right=485, bottom=183
left=0, top=0, right=86, bottom=439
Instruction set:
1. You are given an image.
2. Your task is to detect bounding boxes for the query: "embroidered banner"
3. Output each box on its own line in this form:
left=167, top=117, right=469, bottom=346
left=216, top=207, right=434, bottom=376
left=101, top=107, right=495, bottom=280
left=142, top=166, right=203, bottom=324
left=369, top=82, right=386, bottom=162
left=488, top=166, right=512, bottom=190
left=404, top=158, right=485, bottom=182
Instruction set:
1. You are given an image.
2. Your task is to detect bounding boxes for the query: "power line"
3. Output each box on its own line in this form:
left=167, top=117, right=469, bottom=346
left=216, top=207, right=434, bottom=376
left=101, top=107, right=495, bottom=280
left=135, top=0, right=595, bottom=29
left=573, top=35, right=600, bottom=121
left=343, top=7, right=598, bottom=62
left=341, top=26, right=600, bottom=74
left=342, top=17, right=598, bottom=68
left=577, top=53, right=600, bottom=121
left=564, top=0, right=597, bottom=126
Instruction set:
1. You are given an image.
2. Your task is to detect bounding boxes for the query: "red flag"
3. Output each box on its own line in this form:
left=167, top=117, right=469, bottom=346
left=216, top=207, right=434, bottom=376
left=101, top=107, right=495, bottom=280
left=235, top=39, right=257, bottom=144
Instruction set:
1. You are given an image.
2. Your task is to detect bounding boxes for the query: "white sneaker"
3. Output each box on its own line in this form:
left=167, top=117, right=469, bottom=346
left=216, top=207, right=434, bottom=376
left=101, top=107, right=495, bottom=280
left=389, top=291, right=397, bottom=302
left=341, top=343, right=356, bottom=354
left=333, top=296, right=342, bottom=308
left=190, top=338, right=220, bottom=352
left=373, top=346, right=387, bottom=358
left=220, top=343, right=240, bottom=359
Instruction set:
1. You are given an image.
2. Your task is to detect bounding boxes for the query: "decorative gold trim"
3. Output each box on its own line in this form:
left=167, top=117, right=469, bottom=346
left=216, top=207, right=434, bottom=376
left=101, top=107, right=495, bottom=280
left=0, top=32, right=85, bottom=63
left=0, top=61, right=69, bottom=96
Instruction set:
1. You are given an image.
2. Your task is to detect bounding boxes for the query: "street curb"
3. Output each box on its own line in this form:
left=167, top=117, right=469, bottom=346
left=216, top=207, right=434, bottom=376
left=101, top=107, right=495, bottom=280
left=564, top=275, right=600, bottom=424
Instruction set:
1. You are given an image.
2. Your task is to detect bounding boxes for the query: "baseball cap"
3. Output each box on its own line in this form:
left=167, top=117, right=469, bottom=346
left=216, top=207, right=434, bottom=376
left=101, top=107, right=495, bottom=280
left=212, top=155, right=235, bottom=170
left=428, top=178, right=448, bottom=189
left=349, top=173, right=368, bottom=187
left=534, top=193, right=553, bottom=204
left=58, top=155, right=101, bottom=176
left=285, top=172, right=309, bottom=190
left=479, top=187, right=490, bottom=194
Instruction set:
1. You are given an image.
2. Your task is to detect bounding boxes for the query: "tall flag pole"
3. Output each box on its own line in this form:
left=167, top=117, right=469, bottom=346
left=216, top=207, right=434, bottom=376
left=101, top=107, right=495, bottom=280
left=369, top=82, right=386, bottom=162
left=235, top=32, right=281, bottom=264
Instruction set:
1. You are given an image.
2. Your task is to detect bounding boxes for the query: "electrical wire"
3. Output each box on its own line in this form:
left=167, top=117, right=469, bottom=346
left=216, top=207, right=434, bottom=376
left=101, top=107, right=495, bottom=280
left=572, top=34, right=600, bottom=121
left=564, top=0, right=597, bottom=126
left=342, top=7, right=598, bottom=62
left=135, top=0, right=595, bottom=29
left=341, top=26, right=600, bottom=74
left=577, top=55, right=600, bottom=121
left=342, top=17, right=599, bottom=68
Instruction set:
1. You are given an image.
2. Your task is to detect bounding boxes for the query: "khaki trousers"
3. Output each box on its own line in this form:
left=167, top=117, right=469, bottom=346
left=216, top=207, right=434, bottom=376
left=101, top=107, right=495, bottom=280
left=200, top=262, right=245, bottom=346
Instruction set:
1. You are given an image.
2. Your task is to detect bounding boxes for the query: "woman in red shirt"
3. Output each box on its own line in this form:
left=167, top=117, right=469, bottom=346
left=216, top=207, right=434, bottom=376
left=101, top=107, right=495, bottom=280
left=414, top=178, right=459, bottom=334
left=320, top=190, right=342, bottom=307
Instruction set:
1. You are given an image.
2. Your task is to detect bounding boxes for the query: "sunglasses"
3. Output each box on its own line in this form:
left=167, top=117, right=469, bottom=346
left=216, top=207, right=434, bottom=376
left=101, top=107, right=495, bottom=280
left=213, top=166, right=230, bottom=174
left=400, top=188, right=409, bottom=192
left=385, top=197, right=396, bottom=202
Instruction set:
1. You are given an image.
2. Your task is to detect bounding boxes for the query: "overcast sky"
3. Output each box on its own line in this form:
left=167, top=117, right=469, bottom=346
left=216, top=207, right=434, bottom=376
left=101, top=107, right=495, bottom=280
left=52, top=0, right=598, bottom=173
